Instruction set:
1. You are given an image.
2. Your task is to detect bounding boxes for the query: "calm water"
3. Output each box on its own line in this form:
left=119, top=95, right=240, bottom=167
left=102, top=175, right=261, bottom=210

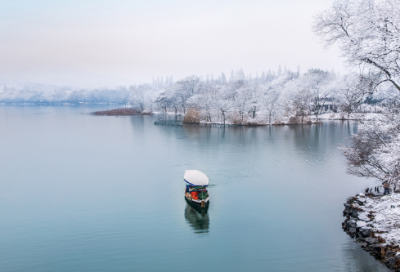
left=0, top=106, right=391, bottom=272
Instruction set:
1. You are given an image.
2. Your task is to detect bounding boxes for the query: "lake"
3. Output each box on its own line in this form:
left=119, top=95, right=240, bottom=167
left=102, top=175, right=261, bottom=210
left=0, top=106, right=391, bottom=272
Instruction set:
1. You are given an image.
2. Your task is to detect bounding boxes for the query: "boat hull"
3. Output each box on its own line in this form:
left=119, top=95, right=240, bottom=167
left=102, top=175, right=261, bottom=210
left=184, top=195, right=209, bottom=209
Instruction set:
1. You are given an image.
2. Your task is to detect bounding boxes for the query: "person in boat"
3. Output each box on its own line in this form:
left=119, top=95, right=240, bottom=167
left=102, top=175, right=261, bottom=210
left=185, top=185, right=208, bottom=200
left=383, top=181, right=390, bottom=195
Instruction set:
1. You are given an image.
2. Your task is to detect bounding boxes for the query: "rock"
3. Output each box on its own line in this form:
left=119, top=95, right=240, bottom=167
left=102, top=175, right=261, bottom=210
left=357, top=198, right=366, bottom=203
left=357, top=220, right=367, bottom=227
left=359, top=242, right=368, bottom=247
left=358, top=213, right=371, bottom=221
left=346, top=196, right=357, bottom=204
left=364, top=237, right=378, bottom=244
left=370, top=245, right=386, bottom=259
left=386, top=251, right=396, bottom=257
left=359, top=227, right=372, bottom=237
left=386, top=257, right=396, bottom=268
left=368, top=245, right=376, bottom=252
left=341, top=194, right=400, bottom=270
left=347, top=219, right=357, bottom=228
left=349, top=227, right=357, bottom=234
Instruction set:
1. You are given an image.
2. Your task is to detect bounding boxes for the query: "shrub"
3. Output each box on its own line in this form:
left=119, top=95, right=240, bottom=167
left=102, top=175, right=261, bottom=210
left=231, top=112, right=243, bottom=125
left=288, top=116, right=299, bottom=124
left=183, top=108, right=201, bottom=124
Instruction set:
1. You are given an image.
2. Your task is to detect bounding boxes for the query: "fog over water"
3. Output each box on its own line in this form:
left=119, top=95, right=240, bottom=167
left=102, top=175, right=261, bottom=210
left=0, top=0, right=344, bottom=87
left=0, top=106, right=390, bottom=272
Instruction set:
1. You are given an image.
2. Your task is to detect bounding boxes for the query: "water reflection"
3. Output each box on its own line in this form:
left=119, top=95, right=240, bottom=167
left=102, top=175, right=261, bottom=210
left=184, top=203, right=210, bottom=234
left=342, top=238, right=391, bottom=272
left=0, top=108, right=387, bottom=272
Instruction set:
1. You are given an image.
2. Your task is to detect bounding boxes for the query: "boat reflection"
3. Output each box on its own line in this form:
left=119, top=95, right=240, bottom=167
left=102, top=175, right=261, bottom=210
left=184, top=202, right=210, bottom=234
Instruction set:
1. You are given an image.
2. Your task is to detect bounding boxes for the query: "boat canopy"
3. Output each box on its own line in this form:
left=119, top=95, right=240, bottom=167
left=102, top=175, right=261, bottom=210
left=184, top=170, right=209, bottom=186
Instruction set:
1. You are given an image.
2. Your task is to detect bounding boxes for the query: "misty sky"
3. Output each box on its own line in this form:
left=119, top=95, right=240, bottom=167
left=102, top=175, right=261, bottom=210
left=0, top=0, right=344, bottom=87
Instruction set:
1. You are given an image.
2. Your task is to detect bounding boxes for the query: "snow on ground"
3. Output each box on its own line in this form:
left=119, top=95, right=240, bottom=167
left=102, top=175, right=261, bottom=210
left=316, top=112, right=381, bottom=120
left=354, top=193, right=400, bottom=245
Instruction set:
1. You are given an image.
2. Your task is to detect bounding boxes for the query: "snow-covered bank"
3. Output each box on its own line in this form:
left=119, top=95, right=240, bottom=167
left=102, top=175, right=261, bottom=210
left=315, top=112, right=381, bottom=121
left=343, top=193, right=400, bottom=270
left=193, top=119, right=321, bottom=126
left=154, top=119, right=317, bottom=127
left=154, top=118, right=322, bottom=127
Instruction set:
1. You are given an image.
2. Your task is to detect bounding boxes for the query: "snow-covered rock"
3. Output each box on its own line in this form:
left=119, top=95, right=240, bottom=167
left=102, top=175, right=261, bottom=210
left=357, top=220, right=367, bottom=227
left=346, top=193, right=400, bottom=245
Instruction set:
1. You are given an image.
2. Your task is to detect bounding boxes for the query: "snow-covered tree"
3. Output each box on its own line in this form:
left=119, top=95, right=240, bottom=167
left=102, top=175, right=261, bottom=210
left=335, top=74, right=372, bottom=118
left=340, top=108, right=400, bottom=184
left=313, top=0, right=400, bottom=92
left=215, top=85, right=236, bottom=125
left=262, top=85, right=282, bottom=124
left=303, top=69, right=331, bottom=121
left=315, top=0, right=400, bottom=185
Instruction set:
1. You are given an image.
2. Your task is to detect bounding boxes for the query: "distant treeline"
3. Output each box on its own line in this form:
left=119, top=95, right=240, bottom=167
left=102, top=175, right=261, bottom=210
left=0, top=67, right=398, bottom=125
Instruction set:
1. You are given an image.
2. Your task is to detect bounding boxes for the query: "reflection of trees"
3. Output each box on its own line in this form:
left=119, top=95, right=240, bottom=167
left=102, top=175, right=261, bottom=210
left=129, top=115, right=146, bottom=132
left=184, top=204, right=209, bottom=234
left=183, top=124, right=202, bottom=136
left=285, top=122, right=358, bottom=162
left=150, top=117, right=359, bottom=172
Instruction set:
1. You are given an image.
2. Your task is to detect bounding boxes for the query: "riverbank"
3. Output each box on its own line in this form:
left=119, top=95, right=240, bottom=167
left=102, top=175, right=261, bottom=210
left=91, top=108, right=151, bottom=116
left=194, top=120, right=323, bottom=126
left=92, top=108, right=378, bottom=123
left=317, top=112, right=380, bottom=121
left=154, top=119, right=324, bottom=127
left=343, top=192, right=400, bottom=271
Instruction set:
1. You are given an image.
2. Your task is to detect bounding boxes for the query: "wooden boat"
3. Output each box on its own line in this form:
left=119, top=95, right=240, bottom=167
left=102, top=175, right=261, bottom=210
left=185, top=197, right=209, bottom=214
left=184, top=170, right=210, bottom=208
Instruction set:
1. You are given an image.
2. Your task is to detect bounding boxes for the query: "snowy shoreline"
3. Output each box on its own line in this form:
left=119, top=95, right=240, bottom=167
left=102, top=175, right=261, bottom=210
left=155, top=111, right=380, bottom=126
left=343, top=192, right=400, bottom=271
left=154, top=119, right=324, bottom=127
left=315, top=112, right=381, bottom=121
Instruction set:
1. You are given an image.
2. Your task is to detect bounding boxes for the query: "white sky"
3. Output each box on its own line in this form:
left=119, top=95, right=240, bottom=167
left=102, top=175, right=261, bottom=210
left=0, top=0, right=344, bottom=88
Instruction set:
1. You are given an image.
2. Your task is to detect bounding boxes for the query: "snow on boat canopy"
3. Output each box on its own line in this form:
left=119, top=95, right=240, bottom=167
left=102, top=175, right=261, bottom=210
left=184, top=170, right=209, bottom=186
